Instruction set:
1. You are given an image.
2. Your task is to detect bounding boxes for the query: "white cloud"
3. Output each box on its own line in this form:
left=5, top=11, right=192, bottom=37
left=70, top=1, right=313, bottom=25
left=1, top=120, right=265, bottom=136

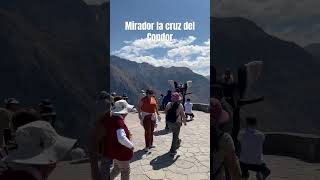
left=112, top=37, right=210, bottom=76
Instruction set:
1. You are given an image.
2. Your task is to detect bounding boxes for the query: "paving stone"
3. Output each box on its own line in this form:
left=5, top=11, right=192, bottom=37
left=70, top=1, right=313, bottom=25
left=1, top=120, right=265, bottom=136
left=146, top=170, right=166, bottom=179
left=48, top=111, right=320, bottom=180
left=187, top=173, right=209, bottom=180
left=165, top=171, right=188, bottom=180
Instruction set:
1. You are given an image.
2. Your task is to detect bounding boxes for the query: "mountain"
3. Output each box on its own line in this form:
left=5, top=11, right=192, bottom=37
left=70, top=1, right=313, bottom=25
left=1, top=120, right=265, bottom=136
left=0, top=1, right=109, bottom=144
left=205, top=75, right=210, bottom=80
left=110, top=56, right=210, bottom=105
left=212, top=17, right=320, bottom=135
left=305, top=43, right=320, bottom=60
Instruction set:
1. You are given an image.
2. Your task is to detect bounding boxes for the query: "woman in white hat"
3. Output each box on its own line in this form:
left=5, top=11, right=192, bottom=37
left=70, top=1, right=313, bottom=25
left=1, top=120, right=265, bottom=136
left=0, top=118, right=77, bottom=180
left=105, top=99, right=134, bottom=180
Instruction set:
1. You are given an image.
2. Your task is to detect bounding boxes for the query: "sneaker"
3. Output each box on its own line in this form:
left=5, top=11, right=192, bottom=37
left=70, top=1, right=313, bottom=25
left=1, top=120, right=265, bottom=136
left=149, top=145, right=156, bottom=149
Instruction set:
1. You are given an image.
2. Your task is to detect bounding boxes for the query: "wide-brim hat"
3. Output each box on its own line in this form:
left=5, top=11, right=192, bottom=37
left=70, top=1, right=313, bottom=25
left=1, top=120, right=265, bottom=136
left=211, top=98, right=229, bottom=124
left=111, top=100, right=134, bottom=115
left=3, top=120, right=77, bottom=165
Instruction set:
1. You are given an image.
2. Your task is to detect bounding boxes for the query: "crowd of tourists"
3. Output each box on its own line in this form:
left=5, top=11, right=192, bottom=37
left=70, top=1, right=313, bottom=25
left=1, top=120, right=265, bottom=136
left=0, top=85, right=195, bottom=180
left=0, top=98, right=80, bottom=180
left=212, top=68, right=271, bottom=180
left=89, top=88, right=194, bottom=180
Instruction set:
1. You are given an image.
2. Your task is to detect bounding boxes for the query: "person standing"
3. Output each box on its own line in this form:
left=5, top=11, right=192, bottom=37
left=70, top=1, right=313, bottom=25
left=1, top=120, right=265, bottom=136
left=164, top=92, right=187, bottom=156
left=38, top=99, right=56, bottom=128
left=184, top=98, right=194, bottom=120
left=108, top=100, right=134, bottom=180
left=90, top=93, right=113, bottom=180
left=137, top=90, right=146, bottom=106
left=238, top=117, right=270, bottom=180
left=0, top=98, right=21, bottom=147
left=211, top=98, right=241, bottom=180
left=162, top=90, right=172, bottom=130
left=138, top=89, right=160, bottom=152
left=158, top=94, right=164, bottom=110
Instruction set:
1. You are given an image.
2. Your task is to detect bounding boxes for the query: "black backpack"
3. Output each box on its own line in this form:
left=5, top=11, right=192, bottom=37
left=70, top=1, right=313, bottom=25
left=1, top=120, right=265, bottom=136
left=166, top=102, right=180, bottom=123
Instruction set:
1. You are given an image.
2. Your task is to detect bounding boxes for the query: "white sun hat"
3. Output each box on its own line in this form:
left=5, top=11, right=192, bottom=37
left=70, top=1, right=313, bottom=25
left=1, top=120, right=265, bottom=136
left=3, top=120, right=77, bottom=165
left=111, top=100, right=134, bottom=115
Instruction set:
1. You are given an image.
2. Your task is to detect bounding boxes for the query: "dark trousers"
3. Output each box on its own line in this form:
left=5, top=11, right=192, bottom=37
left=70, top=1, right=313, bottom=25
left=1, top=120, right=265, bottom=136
left=143, top=115, right=155, bottom=148
left=240, top=162, right=271, bottom=178
left=167, top=121, right=181, bottom=154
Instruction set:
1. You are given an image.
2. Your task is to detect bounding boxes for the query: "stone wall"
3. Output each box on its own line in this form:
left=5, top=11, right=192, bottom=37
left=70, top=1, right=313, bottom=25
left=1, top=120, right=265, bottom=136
left=193, top=103, right=209, bottom=113
left=191, top=104, right=320, bottom=163
left=264, top=132, right=320, bottom=163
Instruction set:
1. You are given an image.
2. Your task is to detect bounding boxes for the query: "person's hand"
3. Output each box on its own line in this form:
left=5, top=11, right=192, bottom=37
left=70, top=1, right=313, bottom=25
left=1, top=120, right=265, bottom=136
left=128, top=131, right=133, bottom=140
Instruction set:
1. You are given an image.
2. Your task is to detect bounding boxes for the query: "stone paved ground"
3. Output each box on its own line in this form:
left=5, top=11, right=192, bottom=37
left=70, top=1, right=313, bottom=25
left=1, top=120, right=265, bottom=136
left=49, top=111, right=210, bottom=180
left=48, top=111, right=320, bottom=180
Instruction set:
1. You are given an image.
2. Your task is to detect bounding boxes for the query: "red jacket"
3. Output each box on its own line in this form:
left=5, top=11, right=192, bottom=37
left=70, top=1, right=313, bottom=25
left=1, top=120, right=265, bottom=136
left=103, top=115, right=133, bottom=161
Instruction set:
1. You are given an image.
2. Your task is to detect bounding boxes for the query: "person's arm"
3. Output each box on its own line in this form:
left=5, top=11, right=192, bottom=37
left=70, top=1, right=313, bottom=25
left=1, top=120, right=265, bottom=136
left=164, top=103, right=170, bottom=114
left=224, top=135, right=242, bottom=180
left=155, top=101, right=160, bottom=116
left=116, top=129, right=134, bottom=150
left=89, top=117, right=105, bottom=180
left=137, top=100, right=143, bottom=119
left=137, top=99, right=143, bottom=113
left=179, top=105, right=187, bottom=125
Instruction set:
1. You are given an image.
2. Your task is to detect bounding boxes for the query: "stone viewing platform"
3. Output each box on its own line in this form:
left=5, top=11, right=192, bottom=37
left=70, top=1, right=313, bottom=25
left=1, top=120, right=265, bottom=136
left=264, top=132, right=320, bottom=163
left=193, top=103, right=209, bottom=113
left=49, top=111, right=210, bottom=180
left=48, top=109, right=320, bottom=180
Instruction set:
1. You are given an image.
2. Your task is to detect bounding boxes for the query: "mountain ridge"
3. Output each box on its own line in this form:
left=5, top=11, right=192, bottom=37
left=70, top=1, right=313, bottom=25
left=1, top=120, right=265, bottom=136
left=110, top=56, right=210, bottom=106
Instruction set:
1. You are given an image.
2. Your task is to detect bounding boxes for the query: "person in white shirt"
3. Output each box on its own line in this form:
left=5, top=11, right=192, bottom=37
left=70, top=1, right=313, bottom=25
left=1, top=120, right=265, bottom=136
left=237, top=117, right=270, bottom=180
left=184, top=98, right=194, bottom=120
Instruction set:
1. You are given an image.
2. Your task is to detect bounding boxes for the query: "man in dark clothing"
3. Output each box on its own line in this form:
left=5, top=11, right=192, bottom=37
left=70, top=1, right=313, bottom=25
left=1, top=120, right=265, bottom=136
left=162, top=90, right=172, bottom=130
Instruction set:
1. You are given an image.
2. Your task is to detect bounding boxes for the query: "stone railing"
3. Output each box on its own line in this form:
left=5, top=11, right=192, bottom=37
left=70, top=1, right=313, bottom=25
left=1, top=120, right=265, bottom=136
left=193, top=103, right=209, bottom=113
left=264, top=132, right=320, bottom=163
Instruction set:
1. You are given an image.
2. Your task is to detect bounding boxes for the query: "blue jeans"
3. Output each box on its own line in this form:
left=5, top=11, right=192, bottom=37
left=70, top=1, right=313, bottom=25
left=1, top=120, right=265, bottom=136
left=100, top=157, right=112, bottom=180
left=167, top=121, right=181, bottom=154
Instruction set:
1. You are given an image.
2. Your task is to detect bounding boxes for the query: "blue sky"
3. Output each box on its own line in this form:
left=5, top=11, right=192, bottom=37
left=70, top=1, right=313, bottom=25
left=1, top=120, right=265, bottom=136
left=110, top=0, right=210, bottom=76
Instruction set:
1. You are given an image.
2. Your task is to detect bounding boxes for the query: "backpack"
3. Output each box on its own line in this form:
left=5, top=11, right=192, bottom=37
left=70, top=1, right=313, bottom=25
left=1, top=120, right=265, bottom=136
left=165, top=102, right=180, bottom=123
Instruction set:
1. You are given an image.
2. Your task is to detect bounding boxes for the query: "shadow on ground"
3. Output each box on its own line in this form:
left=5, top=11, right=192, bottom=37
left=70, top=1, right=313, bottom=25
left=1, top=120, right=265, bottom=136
left=150, top=153, right=180, bottom=170
left=154, top=129, right=171, bottom=136
left=131, top=149, right=147, bottom=163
